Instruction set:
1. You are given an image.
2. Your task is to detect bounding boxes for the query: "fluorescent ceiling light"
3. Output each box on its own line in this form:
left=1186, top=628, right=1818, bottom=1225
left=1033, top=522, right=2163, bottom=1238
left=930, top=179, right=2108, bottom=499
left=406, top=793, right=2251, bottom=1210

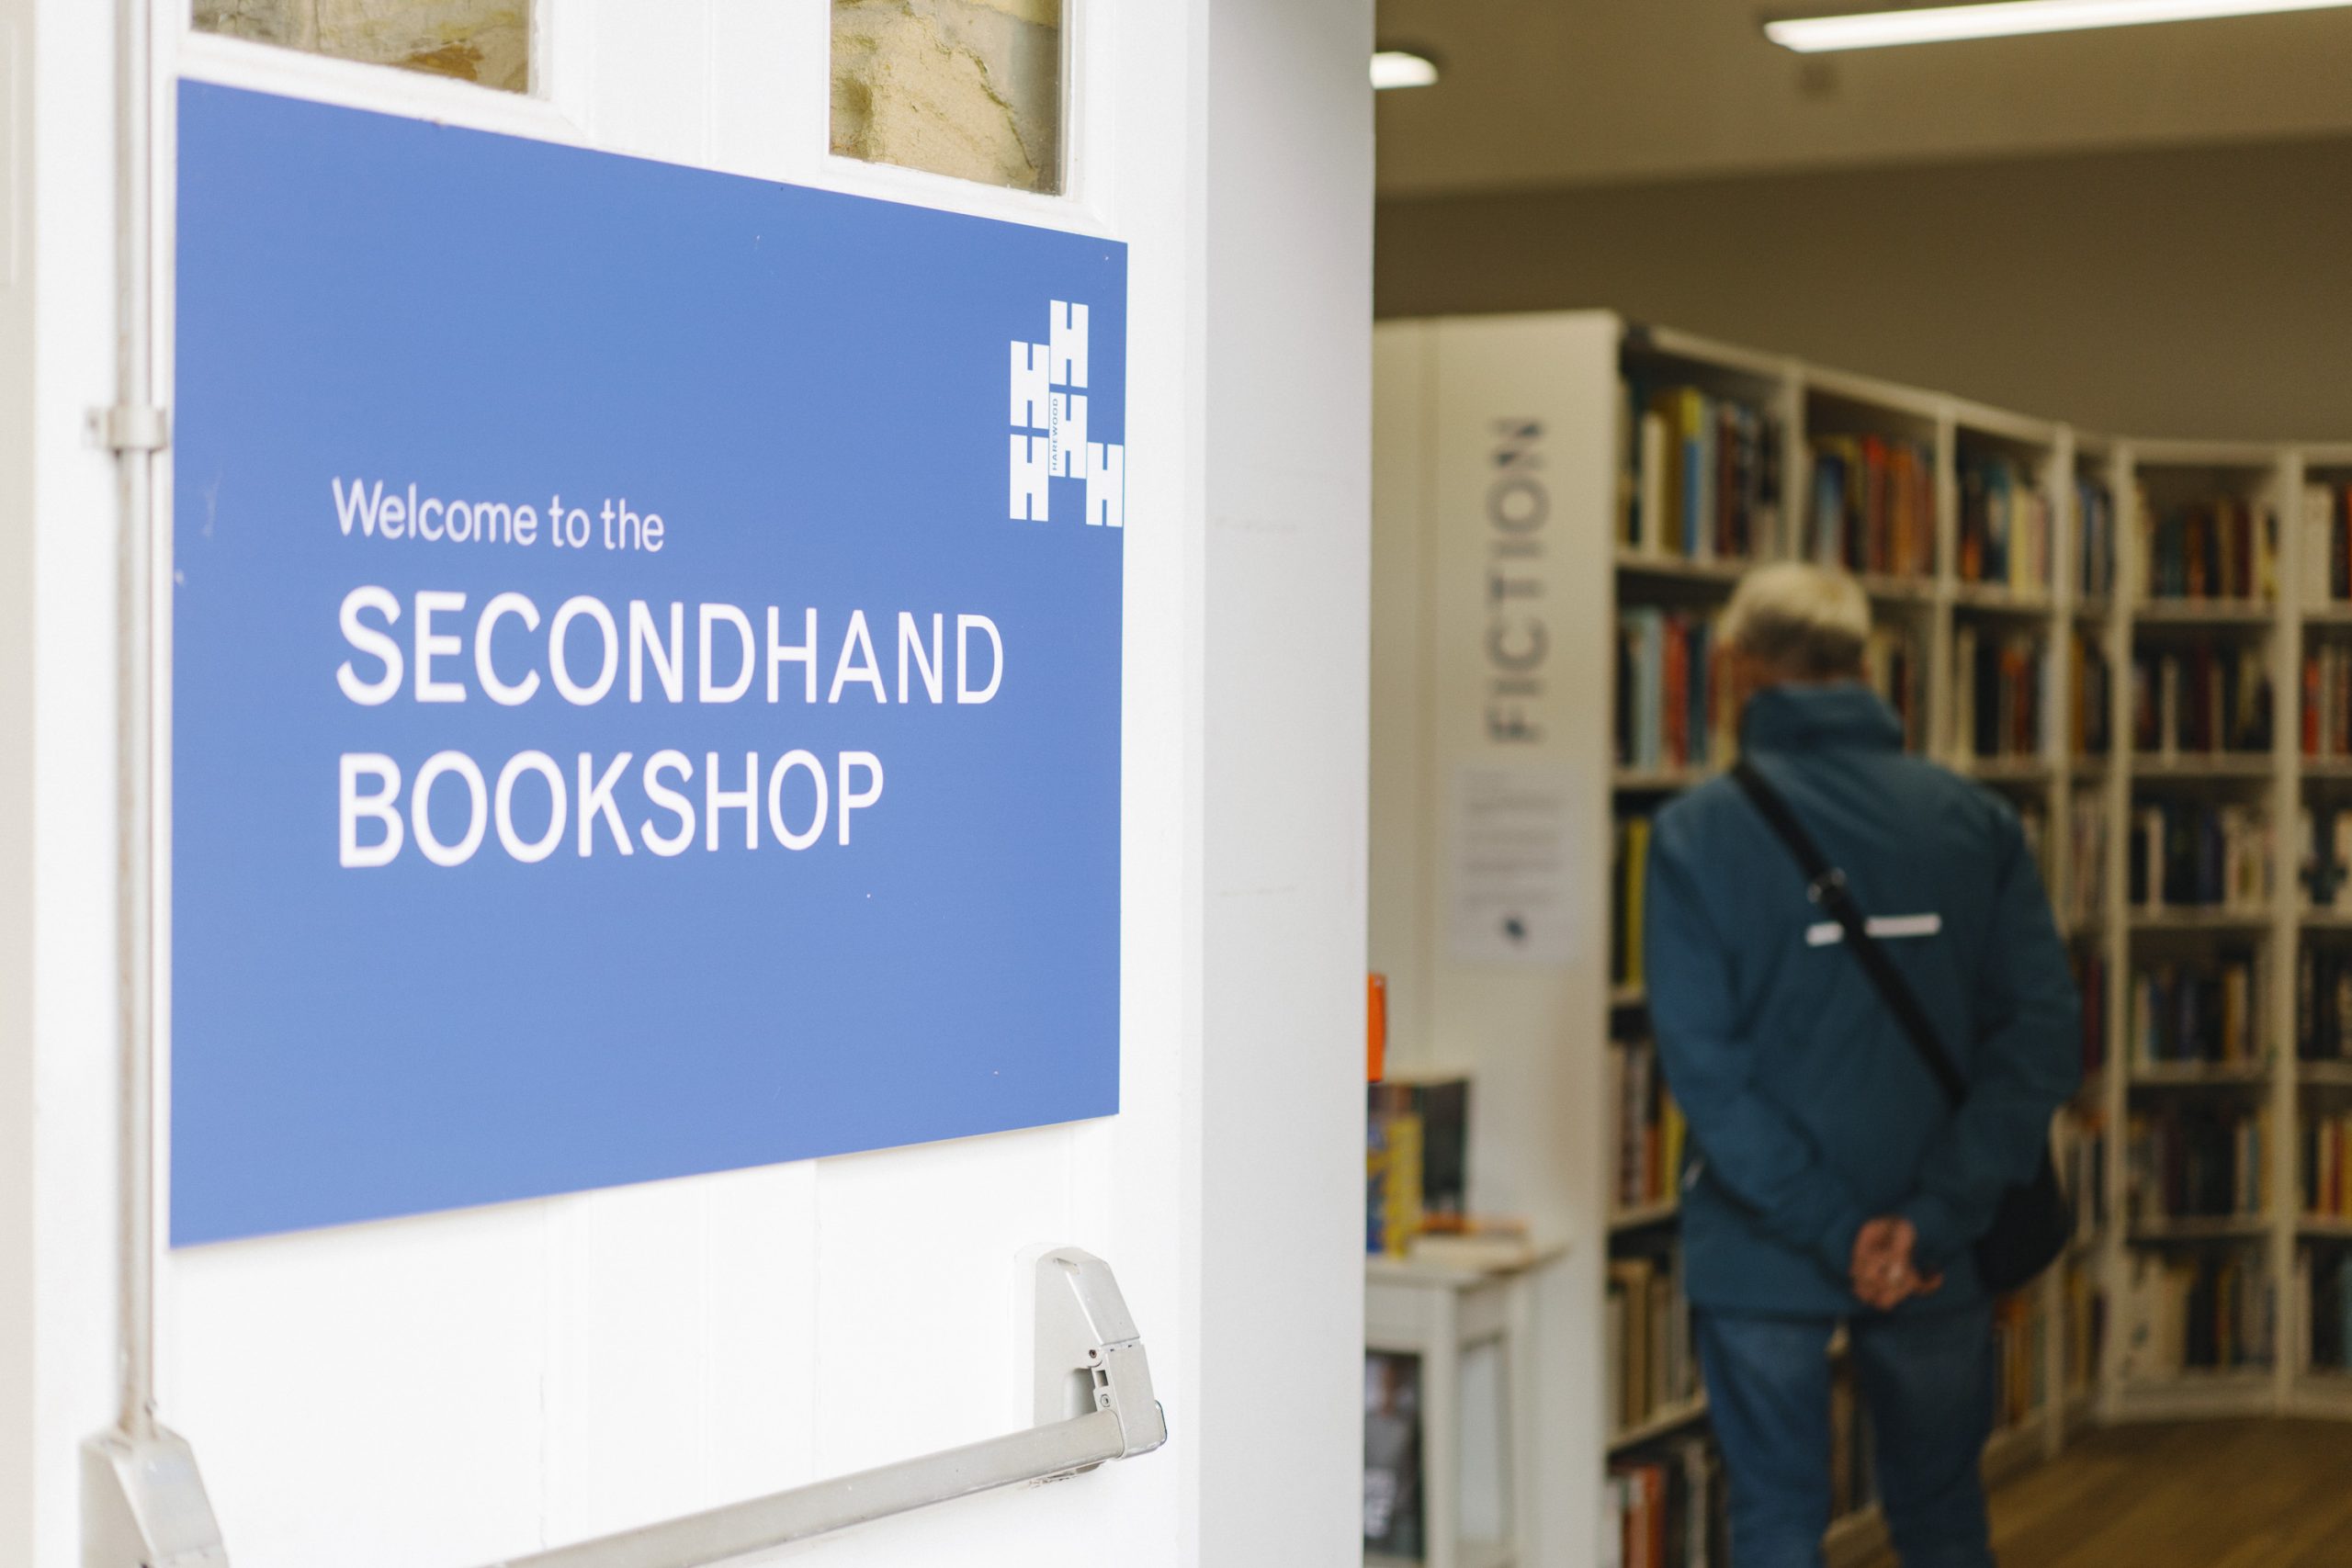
left=1766, top=0, right=2352, bottom=51
left=1371, top=50, right=1440, bottom=89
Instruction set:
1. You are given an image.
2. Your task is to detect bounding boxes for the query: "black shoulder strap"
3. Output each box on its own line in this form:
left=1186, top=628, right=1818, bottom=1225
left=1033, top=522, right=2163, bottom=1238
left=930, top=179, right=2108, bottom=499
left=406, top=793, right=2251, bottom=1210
left=1731, top=759, right=1968, bottom=1108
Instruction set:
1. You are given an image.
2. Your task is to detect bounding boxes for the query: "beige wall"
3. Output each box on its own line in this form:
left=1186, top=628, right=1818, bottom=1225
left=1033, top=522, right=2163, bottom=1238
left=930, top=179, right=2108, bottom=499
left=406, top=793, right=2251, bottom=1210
left=1374, top=133, right=2352, bottom=442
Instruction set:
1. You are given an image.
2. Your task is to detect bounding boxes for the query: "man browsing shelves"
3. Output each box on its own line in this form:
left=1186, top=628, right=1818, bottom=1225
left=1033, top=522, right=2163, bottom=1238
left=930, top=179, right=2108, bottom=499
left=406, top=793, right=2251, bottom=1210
left=1644, top=562, right=2080, bottom=1568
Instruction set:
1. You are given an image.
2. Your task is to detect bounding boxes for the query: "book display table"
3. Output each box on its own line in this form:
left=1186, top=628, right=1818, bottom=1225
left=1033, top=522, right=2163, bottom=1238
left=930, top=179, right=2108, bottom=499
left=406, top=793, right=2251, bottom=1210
left=1365, top=1246, right=1566, bottom=1568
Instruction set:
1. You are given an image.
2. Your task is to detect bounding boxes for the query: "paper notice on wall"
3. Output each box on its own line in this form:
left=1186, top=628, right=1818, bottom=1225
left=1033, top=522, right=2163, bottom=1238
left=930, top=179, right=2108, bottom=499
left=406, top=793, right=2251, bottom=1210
left=1447, top=764, right=1578, bottom=965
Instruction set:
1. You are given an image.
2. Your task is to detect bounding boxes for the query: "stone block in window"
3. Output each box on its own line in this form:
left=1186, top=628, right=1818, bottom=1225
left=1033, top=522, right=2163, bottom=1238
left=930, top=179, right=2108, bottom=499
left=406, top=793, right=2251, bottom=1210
left=831, top=0, right=1062, bottom=195
left=194, top=0, right=532, bottom=96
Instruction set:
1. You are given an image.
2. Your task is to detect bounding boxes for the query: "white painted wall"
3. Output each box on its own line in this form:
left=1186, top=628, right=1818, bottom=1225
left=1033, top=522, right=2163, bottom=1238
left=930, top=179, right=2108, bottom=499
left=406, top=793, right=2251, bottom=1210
left=0, top=2, right=1372, bottom=1564
left=1369, top=314, right=1622, bottom=1567
left=1194, top=0, right=1372, bottom=1562
left=0, top=0, right=141, bottom=1563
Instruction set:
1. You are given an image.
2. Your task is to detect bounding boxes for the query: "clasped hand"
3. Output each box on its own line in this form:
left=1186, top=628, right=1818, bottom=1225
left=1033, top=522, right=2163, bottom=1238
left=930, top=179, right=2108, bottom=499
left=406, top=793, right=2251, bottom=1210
left=1849, top=1216, right=1943, bottom=1311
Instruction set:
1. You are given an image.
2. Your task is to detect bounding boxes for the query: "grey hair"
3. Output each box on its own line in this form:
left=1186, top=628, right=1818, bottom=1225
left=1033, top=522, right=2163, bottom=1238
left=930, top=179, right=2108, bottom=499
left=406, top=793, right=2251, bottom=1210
left=1720, top=562, right=1870, bottom=679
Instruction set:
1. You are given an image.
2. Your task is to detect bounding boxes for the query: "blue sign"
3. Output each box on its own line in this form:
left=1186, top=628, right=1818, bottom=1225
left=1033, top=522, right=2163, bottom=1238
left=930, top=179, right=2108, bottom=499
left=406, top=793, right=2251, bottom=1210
left=171, top=83, right=1126, bottom=1245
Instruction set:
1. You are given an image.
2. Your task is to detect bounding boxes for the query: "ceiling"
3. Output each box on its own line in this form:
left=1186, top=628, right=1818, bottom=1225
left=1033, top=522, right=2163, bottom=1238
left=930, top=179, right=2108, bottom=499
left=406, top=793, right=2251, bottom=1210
left=1374, top=0, right=2352, bottom=197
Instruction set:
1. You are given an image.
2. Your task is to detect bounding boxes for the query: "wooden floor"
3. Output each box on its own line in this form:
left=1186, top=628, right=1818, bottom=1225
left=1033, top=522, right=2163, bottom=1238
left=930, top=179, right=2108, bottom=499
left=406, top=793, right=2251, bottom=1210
left=1861, top=1421, right=2352, bottom=1568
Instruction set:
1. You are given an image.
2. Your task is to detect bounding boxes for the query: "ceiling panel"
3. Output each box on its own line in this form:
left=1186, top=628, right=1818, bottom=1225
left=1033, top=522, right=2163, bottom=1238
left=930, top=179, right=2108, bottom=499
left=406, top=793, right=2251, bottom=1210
left=1375, top=0, right=2352, bottom=194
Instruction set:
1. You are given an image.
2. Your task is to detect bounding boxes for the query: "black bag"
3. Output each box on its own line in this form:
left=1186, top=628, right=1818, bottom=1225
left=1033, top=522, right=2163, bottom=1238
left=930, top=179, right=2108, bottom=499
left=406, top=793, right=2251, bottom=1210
left=1733, top=759, right=2070, bottom=1297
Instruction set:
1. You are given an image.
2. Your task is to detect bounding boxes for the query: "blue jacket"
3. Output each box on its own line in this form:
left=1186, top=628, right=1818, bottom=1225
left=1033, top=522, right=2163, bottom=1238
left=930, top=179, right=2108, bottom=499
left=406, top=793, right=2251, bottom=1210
left=1644, top=683, right=2081, bottom=1314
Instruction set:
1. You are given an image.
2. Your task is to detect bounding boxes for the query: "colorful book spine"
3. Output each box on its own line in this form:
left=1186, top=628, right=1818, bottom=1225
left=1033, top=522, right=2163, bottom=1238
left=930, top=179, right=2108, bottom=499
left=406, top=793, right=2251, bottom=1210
left=2127, top=1104, right=2270, bottom=1221
left=1606, top=1437, right=1724, bottom=1568
left=2301, top=1113, right=2352, bottom=1222
left=1616, top=611, right=1734, bottom=772
left=2071, top=632, right=2112, bottom=760
left=2127, top=951, right=2261, bottom=1066
left=1610, top=1039, right=1687, bottom=1213
left=1611, top=818, right=1654, bottom=992
left=2296, top=941, right=2352, bottom=1061
left=2128, top=642, right=2274, bottom=757
left=1958, top=453, right=2052, bottom=593
left=2301, top=642, right=2352, bottom=759
left=2117, top=1248, right=2275, bottom=1375
left=1618, top=380, right=1783, bottom=563
left=2143, top=491, right=2278, bottom=603
left=1951, top=626, right=2050, bottom=761
left=1864, top=622, right=1927, bottom=752
left=2301, top=1243, right=2352, bottom=1372
left=2127, top=804, right=2272, bottom=910
left=2300, top=807, right=2352, bottom=912
left=2064, top=799, right=2109, bottom=931
left=2079, top=477, right=2116, bottom=600
left=1605, top=1247, right=1701, bottom=1438
left=2299, top=482, right=2352, bottom=607
left=1808, top=433, right=1935, bottom=579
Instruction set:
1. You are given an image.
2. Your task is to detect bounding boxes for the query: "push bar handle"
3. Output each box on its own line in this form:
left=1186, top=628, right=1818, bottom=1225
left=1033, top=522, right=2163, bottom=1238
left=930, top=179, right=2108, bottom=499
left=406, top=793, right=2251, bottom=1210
left=485, top=1247, right=1167, bottom=1568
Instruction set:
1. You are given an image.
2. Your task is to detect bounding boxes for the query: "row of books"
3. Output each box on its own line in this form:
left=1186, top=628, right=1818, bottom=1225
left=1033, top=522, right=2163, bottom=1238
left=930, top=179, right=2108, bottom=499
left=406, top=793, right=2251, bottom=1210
left=1620, top=383, right=1786, bottom=563
left=1951, top=626, right=2047, bottom=762
left=1611, top=817, right=1653, bottom=994
left=2302, top=1243, right=2352, bottom=1372
left=1365, top=1102, right=1422, bottom=1258
left=2143, top=496, right=2277, bottom=604
left=1607, top=1247, right=1700, bottom=1438
left=1611, top=1039, right=1686, bottom=1215
left=2079, top=478, right=2118, bottom=601
left=1614, top=611, right=1928, bottom=770
left=2055, top=799, right=2107, bottom=931
left=1617, top=609, right=1734, bottom=773
left=2017, top=798, right=2049, bottom=895
left=2074, top=949, right=2109, bottom=1076
left=1867, top=623, right=1928, bottom=753
left=1957, top=454, right=2052, bottom=592
left=2304, top=806, right=2352, bottom=910
left=2304, top=643, right=2352, bottom=759
left=1363, top=1351, right=1424, bottom=1557
left=2131, top=644, right=2274, bottom=757
left=1993, top=1288, right=2052, bottom=1432
left=1603, top=1438, right=1724, bottom=1568
left=2128, top=803, right=2272, bottom=911
left=1365, top=1077, right=1471, bottom=1256
left=2304, top=1114, right=2352, bottom=1222
left=2071, top=633, right=2113, bottom=758
left=2298, top=942, right=2352, bottom=1061
left=2062, top=1259, right=2105, bottom=1396
left=2297, top=483, right=2352, bottom=607
left=2116, top=1248, right=2276, bottom=1375
left=2127, top=951, right=2262, bottom=1067
left=2127, top=1105, right=2272, bottom=1222
left=1809, top=434, right=1936, bottom=580
left=2300, top=1111, right=2352, bottom=1221
left=2057, top=1110, right=2109, bottom=1239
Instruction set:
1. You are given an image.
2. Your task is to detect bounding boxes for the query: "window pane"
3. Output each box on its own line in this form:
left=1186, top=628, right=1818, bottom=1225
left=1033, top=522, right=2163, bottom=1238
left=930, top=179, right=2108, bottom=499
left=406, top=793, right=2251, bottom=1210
left=193, top=1, right=532, bottom=96
left=831, top=0, right=1062, bottom=195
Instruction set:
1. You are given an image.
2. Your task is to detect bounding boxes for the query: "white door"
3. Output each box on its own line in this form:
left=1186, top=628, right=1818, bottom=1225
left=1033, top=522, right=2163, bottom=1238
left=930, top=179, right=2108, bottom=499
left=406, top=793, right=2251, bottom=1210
left=0, top=2, right=1373, bottom=1565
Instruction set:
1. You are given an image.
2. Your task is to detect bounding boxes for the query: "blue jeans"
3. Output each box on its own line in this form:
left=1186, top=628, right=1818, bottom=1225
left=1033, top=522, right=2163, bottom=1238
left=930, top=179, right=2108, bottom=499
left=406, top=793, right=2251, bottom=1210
left=1696, top=1305, right=1996, bottom=1568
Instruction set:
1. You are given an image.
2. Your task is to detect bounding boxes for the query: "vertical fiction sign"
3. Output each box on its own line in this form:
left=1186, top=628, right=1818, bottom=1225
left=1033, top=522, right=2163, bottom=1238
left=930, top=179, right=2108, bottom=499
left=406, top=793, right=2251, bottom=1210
left=1447, top=415, right=1574, bottom=964
left=1484, top=420, right=1548, bottom=743
left=170, top=84, right=1129, bottom=1244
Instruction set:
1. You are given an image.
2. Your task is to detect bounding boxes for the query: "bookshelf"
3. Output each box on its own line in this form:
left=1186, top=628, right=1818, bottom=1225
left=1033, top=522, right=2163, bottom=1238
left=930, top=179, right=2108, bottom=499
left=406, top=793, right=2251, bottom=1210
left=1370, top=312, right=2352, bottom=1568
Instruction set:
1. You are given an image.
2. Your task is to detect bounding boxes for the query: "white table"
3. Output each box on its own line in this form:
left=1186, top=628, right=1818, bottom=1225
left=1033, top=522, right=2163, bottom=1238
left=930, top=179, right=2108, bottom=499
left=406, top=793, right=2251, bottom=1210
left=1364, top=1245, right=1566, bottom=1568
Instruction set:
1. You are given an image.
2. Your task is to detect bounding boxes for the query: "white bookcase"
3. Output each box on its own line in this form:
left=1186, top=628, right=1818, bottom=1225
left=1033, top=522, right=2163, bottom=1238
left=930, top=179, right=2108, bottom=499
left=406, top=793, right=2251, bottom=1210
left=1369, top=311, right=2352, bottom=1568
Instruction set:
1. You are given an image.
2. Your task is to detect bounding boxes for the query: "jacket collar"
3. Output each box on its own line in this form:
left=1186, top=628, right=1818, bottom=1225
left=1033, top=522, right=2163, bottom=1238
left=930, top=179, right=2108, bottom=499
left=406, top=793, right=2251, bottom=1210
left=1740, top=682, right=1905, bottom=756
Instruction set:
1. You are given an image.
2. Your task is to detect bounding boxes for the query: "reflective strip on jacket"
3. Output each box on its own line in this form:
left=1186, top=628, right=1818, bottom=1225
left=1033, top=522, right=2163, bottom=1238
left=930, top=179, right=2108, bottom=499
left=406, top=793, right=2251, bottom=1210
left=1643, top=682, right=2082, bottom=1314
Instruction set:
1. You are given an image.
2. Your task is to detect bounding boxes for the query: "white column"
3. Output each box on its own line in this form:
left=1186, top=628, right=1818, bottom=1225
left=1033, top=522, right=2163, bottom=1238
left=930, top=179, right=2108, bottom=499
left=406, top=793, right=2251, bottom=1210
left=0, top=0, right=141, bottom=1561
left=1193, top=0, right=1375, bottom=1561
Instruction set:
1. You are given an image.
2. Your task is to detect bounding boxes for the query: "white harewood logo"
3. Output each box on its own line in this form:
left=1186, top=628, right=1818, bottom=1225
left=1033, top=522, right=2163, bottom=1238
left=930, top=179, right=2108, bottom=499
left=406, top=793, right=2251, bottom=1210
left=1010, top=300, right=1125, bottom=526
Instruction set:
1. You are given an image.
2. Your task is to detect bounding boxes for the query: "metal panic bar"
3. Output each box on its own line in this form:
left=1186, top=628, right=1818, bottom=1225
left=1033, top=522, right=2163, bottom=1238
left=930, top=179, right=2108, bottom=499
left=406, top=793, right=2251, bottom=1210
left=485, top=1247, right=1167, bottom=1568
